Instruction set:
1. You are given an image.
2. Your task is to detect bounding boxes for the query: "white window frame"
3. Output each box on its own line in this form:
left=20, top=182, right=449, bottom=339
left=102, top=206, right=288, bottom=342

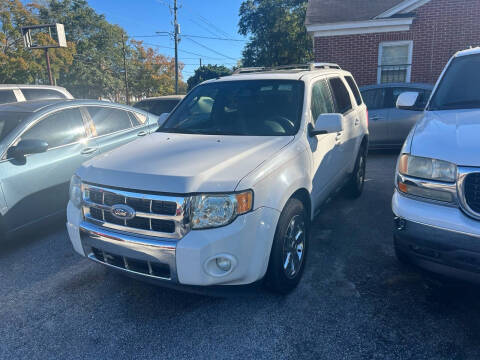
left=377, top=40, right=413, bottom=84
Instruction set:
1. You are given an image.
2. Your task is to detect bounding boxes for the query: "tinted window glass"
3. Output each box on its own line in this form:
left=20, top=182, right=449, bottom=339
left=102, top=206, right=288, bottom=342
left=22, top=88, right=66, bottom=100
left=390, top=87, right=431, bottom=110
left=87, top=107, right=133, bottom=136
left=163, top=80, right=304, bottom=136
left=345, top=76, right=363, bottom=105
left=22, top=108, right=86, bottom=148
left=430, top=54, right=480, bottom=110
left=134, top=99, right=181, bottom=115
left=361, top=88, right=386, bottom=110
left=311, top=79, right=335, bottom=123
left=0, top=90, right=17, bottom=104
left=329, top=77, right=353, bottom=114
left=0, top=112, right=30, bottom=141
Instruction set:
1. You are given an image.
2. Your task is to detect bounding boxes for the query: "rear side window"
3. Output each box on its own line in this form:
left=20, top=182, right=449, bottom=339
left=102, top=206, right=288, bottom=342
left=329, top=77, right=353, bottom=114
left=21, top=108, right=86, bottom=148
left=344, top=76, right=363, bottom=105
left=87, top=107, right=133, bottom=136
left=0, top=90, right=17, bottom=104
left=311, top=79, right=335, bottom=123
left=22, top=88, right=67, bottom=100
left=361, top=88, right=386, bottom=110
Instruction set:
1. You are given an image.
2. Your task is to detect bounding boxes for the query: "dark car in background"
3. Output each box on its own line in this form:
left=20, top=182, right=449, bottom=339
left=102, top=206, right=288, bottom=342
left=360, top=83, right=433, bottom=149
left=0, top=84, right=74, bottom=104
left=133, top=95, right=184, bottom=115
left=0, top=100, right=158, bottom=239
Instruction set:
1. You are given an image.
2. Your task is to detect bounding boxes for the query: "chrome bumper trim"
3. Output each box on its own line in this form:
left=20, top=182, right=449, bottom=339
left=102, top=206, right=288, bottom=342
left=79, top=221, right=178, bottom=282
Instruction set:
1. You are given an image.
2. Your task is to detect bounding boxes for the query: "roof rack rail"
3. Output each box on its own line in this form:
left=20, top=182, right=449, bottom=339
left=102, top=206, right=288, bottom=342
left=233, top=62, right=341, bottom=74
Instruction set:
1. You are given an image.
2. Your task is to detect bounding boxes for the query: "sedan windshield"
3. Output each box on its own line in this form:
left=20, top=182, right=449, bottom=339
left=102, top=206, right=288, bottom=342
left=429, top=54, right=480, bottom=110
left=160, top=80, right=305, bottom=136
left=0, top=112, right=30, bottom=141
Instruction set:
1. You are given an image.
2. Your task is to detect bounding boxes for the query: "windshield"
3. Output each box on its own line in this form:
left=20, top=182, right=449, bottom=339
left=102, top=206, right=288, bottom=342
left=429, top=54, right=480, bottom=110
left=0, top=112, right=30, bottom=141
left=161, top=80, right=305, bottom=136
left=134, top=99, right=180, bottom=115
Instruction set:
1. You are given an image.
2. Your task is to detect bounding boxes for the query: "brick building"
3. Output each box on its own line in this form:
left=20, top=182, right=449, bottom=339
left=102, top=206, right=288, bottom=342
left=306, top=0, right=480, bottom=86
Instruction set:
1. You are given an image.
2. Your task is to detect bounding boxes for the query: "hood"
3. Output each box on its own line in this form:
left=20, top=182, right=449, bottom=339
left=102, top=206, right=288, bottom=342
left=410, top=109, right=480, bottom=166
left=78, top=132, right=294, bottom=193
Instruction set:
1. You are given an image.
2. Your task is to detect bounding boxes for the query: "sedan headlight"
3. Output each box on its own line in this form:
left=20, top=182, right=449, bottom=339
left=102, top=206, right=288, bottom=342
left=398, top=154, right=457, bottom=182
left=191, top=190, right=253, bottom=229
left=69, top=174, right=82, bottom=208
left=397, top=154, right=457, bottom=203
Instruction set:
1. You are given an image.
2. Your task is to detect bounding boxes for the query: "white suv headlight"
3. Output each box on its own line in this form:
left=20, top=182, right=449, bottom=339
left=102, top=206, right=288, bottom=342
left=191, top=190, right=253, bottom=229
left=398, top=154, right=457, bottom=182
left=69, top=174, right=82, bottom=208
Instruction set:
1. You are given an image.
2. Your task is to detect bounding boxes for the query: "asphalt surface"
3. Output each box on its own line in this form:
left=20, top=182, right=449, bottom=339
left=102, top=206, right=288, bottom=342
left=2, top=152, right=480, bottom=360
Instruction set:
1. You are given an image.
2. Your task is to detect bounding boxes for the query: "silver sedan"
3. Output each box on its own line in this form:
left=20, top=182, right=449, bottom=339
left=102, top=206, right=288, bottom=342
left=360, top=83, right=433, bottom=149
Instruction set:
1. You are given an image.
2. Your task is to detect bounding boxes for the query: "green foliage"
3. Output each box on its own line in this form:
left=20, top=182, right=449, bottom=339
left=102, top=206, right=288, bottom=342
left=0, top=0, right=184, bottom=101
left=238, top=0, right=313, bottom=67
left=187, top=64, right=232, bottom=90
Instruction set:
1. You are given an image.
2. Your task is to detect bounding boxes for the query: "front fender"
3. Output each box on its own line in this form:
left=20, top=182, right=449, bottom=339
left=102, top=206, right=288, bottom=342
left=236, top=141, right=313, bottom=219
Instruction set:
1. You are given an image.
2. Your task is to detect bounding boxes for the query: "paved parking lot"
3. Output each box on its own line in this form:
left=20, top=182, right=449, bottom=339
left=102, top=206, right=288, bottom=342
left=1, top=152, right=480, bottom=360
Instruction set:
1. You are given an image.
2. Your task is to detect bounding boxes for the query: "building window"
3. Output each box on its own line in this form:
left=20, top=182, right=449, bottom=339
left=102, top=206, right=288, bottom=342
left=377, top=41, right=413, bottom=84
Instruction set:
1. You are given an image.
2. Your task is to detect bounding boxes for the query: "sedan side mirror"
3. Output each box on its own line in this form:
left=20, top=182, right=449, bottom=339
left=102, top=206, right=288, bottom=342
left=157, top=112, right=169, bottom=127
left=309, top=113, right=344, bottom=136
left=396, top=92, right=420, bottom=110
left=8, top=139, right=49, bottom=158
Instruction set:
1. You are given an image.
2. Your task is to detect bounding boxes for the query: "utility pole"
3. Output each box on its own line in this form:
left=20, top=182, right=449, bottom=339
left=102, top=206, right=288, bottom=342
left=121, top=33, right=130, bottom=105
left=44, top=48, right=54, bottom=85
left=174, top=0, right=179, bottom=94
left=199, top=58, right=202, bottom=67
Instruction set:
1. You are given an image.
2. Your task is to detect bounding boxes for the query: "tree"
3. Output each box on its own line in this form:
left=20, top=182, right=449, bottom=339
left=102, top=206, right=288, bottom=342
left=238, top=0, right=312, bottom=67
left=187, top=64, right=232, bottom=90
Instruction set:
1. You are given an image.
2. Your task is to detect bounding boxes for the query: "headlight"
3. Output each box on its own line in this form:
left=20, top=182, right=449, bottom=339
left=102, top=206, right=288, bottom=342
left=69, top=174, right=82, bottom=208
left=398, top=154, right=457, bottom=182
left=191, top=190, right=253, bottom=229
left=396, top=154, right=456, bottom=203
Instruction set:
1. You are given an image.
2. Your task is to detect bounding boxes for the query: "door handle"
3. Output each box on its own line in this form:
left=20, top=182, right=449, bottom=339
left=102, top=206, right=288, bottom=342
left=81, top=147, right=97, bottom=155
left=354, top=118, right=360, bottom=126
left=335, top=132, right=342, bottom=141
left=137, top=131, right=148, bottom=137
left=370, top=116, right=383, bottom=121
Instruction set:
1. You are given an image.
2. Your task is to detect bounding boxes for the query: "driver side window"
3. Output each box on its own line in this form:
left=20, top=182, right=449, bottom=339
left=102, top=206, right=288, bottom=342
left=21, top=108, right=86, bottom=149
left=311, top=79, right=335, bottom=123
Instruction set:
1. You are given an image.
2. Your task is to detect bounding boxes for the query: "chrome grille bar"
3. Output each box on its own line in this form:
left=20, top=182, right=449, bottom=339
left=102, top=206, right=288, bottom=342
left=81, top=183, right=191, bottom=239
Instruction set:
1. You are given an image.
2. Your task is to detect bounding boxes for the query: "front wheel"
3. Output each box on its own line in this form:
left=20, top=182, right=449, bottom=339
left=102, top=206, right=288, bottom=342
left=266, top=198, right=309, bottom=294
left=346, top=145, right=367, bottom=198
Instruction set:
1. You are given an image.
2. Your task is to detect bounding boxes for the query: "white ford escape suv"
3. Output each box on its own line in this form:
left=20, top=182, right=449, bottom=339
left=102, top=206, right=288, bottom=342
left=393, top=48, right=480, bottom=283
left=67, top=63, right=369, bottom=294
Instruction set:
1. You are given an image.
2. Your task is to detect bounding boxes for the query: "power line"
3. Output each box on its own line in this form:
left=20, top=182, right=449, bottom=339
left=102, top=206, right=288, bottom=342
left=182, top=34, right=246, bottom=42
left=197, top=15, right=231, bottom=38
left=184, top=37, right=237, bottom=61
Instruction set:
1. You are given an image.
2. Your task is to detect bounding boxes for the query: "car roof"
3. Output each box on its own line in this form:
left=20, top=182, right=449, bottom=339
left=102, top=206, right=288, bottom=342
left=137, top=95, right=185, bottom=101
left=203, top=68, right=352, bottom=84
left=359, top=83, right=434, bottom=91
left=0, top=99, right=149, bottom=114
left=455, top=47, right=480, bottom=58
left=0, top=84, right=69, bottom=91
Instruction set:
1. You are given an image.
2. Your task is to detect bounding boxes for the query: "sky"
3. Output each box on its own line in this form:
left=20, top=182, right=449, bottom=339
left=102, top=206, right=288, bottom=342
left=87, top=0, right=248, bottom=80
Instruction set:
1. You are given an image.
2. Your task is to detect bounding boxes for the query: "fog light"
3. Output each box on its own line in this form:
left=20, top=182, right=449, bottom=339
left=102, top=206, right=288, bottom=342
left=216, top=257, right=231, bottom=272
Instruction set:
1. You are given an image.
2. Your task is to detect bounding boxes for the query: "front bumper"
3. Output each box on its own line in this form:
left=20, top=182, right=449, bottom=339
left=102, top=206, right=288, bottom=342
left=392, top=190, right=480, bottom=283
left=67, top=202, right=280, bottom=287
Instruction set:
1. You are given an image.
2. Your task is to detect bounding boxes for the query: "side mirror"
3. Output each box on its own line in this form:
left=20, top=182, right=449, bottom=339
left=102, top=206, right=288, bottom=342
left=157, top=112, right=169, bottom=127
left=8, top=139, right=49, bottom=158
left=309, top=113, right=344, bottom=137
left=396, top=92, right=420, bottom=110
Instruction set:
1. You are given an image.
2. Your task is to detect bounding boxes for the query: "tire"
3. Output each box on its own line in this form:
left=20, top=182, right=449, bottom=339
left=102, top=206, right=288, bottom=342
left=266, top=198, right=309, bottom=294
left=346, top=144, right=367, bottom=198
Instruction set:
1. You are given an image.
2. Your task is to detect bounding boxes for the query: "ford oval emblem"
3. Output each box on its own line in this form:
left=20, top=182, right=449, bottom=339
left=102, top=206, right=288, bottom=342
left=111, top=204, right=136, bottom=220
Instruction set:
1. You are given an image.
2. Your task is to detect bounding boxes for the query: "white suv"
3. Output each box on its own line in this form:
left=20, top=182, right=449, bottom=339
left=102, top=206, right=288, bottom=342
left=393, top=48, right=480, bottom=283
left=67, top=64, right=369, bottom=293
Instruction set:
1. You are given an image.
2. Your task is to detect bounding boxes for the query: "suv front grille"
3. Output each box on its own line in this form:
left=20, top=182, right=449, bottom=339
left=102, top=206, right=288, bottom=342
left=82, top=184, right=190, bottom=239
left=465, top=173, right=480, bottom=214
